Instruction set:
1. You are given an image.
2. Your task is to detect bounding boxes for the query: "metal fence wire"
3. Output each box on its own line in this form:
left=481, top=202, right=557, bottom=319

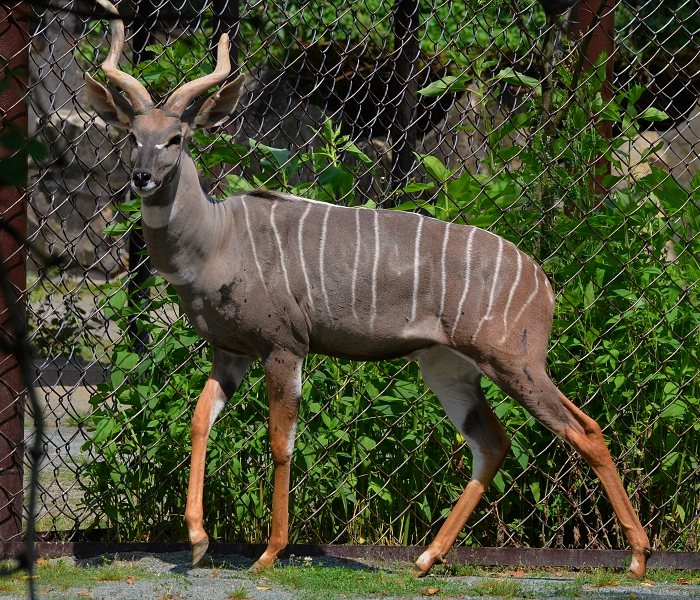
left=2, top=0, right=697, bottom=556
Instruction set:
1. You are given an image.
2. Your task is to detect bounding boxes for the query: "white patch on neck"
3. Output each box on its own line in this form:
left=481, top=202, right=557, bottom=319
left=142, top=201, right=175, bottom=228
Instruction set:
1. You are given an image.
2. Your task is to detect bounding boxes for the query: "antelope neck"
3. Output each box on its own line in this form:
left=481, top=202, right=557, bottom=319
left=141, top=153, right=222, bottom=286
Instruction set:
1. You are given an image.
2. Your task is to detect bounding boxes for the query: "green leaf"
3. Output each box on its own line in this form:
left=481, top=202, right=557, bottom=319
left=343, top=141, right=373, bottom=164
left=399, top=182, right=435, bottom=194
left=419, top=154, right=452, bottom=182
left=638, top=107, right=669, bottom=122
left=583, top=281, right=595, bottom=310
left=391, top=199, right=435, bottom=215
left=249, top=139, right=292, bottom=167
left=660, top=398, right=687, bottom=420
left=491, top=68, right=540, bottom=94
left=418, top=74, right=472, bottom=97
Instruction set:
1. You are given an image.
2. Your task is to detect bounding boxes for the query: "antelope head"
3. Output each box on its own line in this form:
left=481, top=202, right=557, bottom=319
left=84, top=0, right=245, bottom=198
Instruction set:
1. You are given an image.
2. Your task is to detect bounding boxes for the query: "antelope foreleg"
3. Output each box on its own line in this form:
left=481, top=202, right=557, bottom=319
left=251, top=350, right=303, bottom=571
left=185, top=353, right=252, bottom=567
left=185, top=378, right=225, bottom=565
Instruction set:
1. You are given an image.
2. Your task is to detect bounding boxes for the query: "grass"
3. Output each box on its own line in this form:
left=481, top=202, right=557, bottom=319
left=256, top=563, right=700, bottom=599
left=259, top=566, right=467, bottom=599
left=0, top=557, right=154, bottom=596
left=0, top=557, right=698, bottom=599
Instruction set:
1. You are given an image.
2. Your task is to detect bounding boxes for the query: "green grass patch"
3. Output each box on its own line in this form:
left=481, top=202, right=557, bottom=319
left=0, top=557, right=154, bottom=595
left=256, top=564, right=700, bottom=599
left=258, top=565, right=467, bottom=599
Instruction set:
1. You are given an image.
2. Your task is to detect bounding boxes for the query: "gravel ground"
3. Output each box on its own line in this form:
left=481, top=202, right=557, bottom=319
left=1, top=551, right=698, bottom=600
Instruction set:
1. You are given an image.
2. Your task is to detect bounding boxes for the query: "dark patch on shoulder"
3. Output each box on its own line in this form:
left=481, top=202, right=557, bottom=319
left=218, top=282, right=235, bottom=309
left=522, top=365, right=534, bottom=383
left=520, top=329, right=528, bottom=352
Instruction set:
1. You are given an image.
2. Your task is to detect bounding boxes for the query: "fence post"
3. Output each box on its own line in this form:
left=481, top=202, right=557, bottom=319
left=389, top=0, right=420, bottom=200
left=125, top=15, right=156, bottom=352
left=214, top=0, right=239, bottom=63
left=569, top=0, right=616, bottom=200
left=0, top=4, right=28, bottom=543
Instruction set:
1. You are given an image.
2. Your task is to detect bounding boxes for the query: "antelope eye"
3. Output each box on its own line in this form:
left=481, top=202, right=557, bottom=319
left=168, top=135, right=182, bottom=147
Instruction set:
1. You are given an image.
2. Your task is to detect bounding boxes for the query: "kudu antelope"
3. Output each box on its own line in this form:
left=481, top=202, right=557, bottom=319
left=84, top=1, right=651, bottom=576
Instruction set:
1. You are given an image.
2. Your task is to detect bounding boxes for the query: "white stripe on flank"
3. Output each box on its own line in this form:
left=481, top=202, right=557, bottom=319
left=499, top=249, right=522, bottom=344
left=472, top=236, right=503, bottom=342
left=512, top=262, right=540, bottom=326
left=298, top=204, right=313, bottom=308
left=438, top=224, right=450, bottom=322
left=450, top=227, right=476, bottom=341
left=370, top=210, right=380, bottom=331
left=270, top=202, right=292, bottom=296
left=319, top=204, right=332, bottom=317
left=351, top=209, right=361, bottom=321
left=240, top=197, right=266, bottom=287
left=410, top=218, right=424, bottom=323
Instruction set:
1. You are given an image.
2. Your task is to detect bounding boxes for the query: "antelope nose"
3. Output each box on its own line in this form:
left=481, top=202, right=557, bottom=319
left=132, top=170, right=152, bottom=188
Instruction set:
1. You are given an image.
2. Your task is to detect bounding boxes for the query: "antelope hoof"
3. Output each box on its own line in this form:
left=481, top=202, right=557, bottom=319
left=191, top=536, right=209, bottom=567
left=414, top=551, right=444, bottom=577
left=249, top=558, right=275, bottom=573
left=629, top=548, right=652, bottom=579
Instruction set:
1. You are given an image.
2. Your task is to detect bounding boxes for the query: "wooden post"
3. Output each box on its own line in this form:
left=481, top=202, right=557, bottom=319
left=0, top=4, right=28, bottom=543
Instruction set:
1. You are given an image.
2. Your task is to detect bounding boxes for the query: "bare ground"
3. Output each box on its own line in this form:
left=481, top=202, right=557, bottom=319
left=0, top=551, right=698, bottom=600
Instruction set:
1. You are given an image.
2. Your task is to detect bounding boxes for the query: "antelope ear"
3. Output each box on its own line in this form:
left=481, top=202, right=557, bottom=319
left=188, top=73, right=245, bottom=129
left=83, top=73, right=135, bottom=128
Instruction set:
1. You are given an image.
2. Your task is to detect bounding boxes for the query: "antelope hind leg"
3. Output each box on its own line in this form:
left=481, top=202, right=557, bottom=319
left=185, top=352, right=252, bottom=567
left=486, top=363, right=651, bottom=577
left=414, top=348, right=510, bottom=576
left=556, top=391, right=651, bottom=577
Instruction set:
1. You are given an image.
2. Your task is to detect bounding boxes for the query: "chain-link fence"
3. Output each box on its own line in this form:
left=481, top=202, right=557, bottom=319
left=1, top=0, right=697, bottom=558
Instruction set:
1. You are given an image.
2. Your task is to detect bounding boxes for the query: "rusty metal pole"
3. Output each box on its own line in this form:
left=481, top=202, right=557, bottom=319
left=0, top=3, right=28, bottom=544
left=569, top=0, right=615, bottom=200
